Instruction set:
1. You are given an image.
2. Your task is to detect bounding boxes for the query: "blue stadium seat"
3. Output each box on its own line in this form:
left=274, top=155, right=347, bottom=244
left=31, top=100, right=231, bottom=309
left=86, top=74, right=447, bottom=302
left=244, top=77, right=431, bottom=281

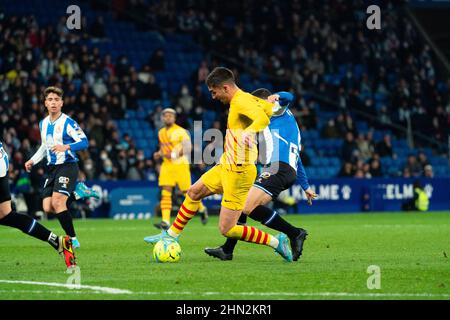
left=129, top=120, right=139, bottom=129
left=134, top=130, right=145, bottom=139
left=127, top=110, right=137, bottom=119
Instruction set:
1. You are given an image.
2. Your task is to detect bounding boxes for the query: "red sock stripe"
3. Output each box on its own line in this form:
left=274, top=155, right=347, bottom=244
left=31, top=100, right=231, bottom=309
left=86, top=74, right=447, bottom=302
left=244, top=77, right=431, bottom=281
left=175, top=217, right=187, bottom=226
left=181, top=204, right=196, bottom=215
left=161, top=207, right=172, bottom=211
left=241, top=226, right=248, bottom=240
left=172, top=222, right=183, bottom=230
left=262, top=233, right=268, bottom=245
left=178, top=211, right=189, bottom=221
left=255, top=230, right=263, bottom=243
left=248, top=227, right=255, bottom=242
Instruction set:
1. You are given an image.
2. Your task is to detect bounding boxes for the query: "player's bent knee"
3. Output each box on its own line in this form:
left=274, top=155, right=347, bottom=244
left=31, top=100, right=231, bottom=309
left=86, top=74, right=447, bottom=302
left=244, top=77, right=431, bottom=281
left=51, top=197, right=67, bottom=212
left=242, top=203, right=256, bottom=216
left=187, top=184, right=204, bottom=201
left=42, top=201, right=53, bottom=213
left=0, top=208, right=9, bottom=218
left=219, top=222, right=235, bottom=236
left=219, top=225, right=229, bottom=236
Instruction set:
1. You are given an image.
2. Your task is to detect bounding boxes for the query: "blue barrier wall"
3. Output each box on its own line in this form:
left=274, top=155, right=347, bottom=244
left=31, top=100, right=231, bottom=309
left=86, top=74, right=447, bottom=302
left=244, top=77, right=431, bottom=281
left=85, top=178, right=450, bottom=218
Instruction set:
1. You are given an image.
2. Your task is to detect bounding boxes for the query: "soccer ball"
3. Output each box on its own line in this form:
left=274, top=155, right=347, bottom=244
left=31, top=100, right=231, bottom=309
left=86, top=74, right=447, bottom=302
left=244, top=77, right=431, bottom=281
left=153, top=239, right=181, bottom=263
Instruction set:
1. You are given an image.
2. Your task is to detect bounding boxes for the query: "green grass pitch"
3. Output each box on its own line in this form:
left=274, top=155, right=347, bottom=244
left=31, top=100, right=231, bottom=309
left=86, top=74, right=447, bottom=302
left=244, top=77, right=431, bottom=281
left=0, top=211, right=449, bottom=300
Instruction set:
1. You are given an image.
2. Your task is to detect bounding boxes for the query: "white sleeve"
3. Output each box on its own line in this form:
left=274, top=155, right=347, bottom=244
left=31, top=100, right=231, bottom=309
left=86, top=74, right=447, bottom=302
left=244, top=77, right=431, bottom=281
left=30, top=144, right=46, bottom=164
left=258, top=127, right=273, bottom=165
left=0, top=148, right=8, bottom=178
left=66, top=121, right=87, bottom=142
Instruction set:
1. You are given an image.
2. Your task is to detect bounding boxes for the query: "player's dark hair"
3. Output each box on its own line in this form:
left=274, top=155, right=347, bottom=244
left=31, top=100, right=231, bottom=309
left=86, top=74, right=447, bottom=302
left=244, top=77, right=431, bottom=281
left=42, top=86, right=64, bottom=101
left=205, top=67, right=235, bottom=87
left=251, top=88, right=272, bottom=99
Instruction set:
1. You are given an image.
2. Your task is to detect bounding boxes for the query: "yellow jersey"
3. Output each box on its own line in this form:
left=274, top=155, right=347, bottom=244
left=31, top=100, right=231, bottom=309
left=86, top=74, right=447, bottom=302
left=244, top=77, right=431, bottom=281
left=221, top=89, right=273, bottom=170
left=158, top=124, right=190, bottom=165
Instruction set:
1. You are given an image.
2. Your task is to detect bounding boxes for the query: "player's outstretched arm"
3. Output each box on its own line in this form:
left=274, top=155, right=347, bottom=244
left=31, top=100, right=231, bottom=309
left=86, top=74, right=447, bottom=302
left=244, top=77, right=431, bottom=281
left=297, top=157, right=317, bottom=205
left=276, top=91, right=294, bottom=106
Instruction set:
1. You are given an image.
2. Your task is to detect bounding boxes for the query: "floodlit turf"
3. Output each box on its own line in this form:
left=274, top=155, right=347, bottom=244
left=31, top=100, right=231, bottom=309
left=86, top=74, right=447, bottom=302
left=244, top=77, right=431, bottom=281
left=0, top=211, right=449, bottom=300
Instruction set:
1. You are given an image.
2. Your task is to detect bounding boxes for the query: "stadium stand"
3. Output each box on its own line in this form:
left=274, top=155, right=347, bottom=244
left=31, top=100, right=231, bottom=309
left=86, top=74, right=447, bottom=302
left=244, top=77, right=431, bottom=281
left=0, top=0, right=449, bottom=212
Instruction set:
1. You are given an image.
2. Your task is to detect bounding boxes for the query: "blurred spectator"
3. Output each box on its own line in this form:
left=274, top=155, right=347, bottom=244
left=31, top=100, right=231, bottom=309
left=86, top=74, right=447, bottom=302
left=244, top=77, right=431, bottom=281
left=197, top=61, right=209, bottom=83
left=149, top=48, right=165, bottom=71
left=321, top=119, right=340, bottom=139
left=424, top=164, right=434, bottom=178
left=99, top=158, right=118, bottom=180
left=356, top=133, right=372, bottom=162
left=177, top=84, right=194, bottom=114
left=405, top=155, right=422, bottom=177
left=403, top=167, right=412, bottom=178
left=83, top=158, right=96, bottom=180
left=354, top=169, right=365, bottom=179
left=126, top=160, right=146, bottom=180
left=147, top=105, right=163, bottom=129
left=126, top=86, right=139, bottom=110
left=90, top=16, right=106, bottom=39
left=417, top=151, right=430, bottom=170
left=369, top=159, right=382, bottom=177
left=341, top=132, right=357, bottom=162
left=144, top=74, right=162, bottom=100
left=338, top=162, right=354, bottom=177
left=376, top=134, right=394, bottom=158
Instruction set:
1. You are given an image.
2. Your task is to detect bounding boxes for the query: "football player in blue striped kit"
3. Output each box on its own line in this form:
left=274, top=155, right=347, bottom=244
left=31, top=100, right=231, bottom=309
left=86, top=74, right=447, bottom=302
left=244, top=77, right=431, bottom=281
left=25, top=86, right=89, bottom=249
left=205, top=88, right=318, bottom=262
left=0, top=141, right=76, bottom=268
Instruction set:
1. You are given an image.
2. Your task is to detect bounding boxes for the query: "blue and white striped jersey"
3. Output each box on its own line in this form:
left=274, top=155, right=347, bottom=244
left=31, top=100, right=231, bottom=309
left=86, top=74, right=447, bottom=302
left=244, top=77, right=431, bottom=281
left=30, top=113, right=88, bottom=166
left=260, top=92, right=310, bottom=191
left=0, top=141, right=9, bottom=178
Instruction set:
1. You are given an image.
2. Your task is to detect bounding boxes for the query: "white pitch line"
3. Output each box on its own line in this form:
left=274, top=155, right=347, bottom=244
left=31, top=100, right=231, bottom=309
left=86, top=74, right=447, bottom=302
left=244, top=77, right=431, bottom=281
left=0, top=281, right=449, bottom=298
left=0, top=280, right=132, bottom=294
left=0, top=289, right=105, bottom=295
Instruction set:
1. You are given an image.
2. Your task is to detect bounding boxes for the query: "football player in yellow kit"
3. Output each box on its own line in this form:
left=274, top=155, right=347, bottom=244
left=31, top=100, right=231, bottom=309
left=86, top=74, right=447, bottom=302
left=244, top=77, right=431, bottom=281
left=153, top=108, right=208, bottom=230
left=145, top=67, right=293, bottom=262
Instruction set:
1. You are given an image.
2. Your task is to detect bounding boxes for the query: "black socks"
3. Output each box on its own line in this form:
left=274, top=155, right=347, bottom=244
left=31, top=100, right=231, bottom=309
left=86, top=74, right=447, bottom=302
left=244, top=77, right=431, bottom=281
left=56, top=210, right=76, bottom=238
left=249, top=205, right=300, bottom=239
left=0, top=211, right=59, bottom=250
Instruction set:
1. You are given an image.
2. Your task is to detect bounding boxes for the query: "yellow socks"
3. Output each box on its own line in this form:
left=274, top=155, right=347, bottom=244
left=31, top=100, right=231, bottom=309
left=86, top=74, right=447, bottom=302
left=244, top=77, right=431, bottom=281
left=168, top=194, right=200, bottom=237
left=160, top=189, right=172, bottom=224
left=224, top=225, right=274, bottom=247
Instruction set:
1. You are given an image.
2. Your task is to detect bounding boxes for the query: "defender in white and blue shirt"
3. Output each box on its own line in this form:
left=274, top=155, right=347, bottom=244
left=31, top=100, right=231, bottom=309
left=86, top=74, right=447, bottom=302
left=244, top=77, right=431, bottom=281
left=30, top=113, right=88, bottom=166
left=25, top=87, right=88, bottom=248
left=258, top=92, right=310, bottom=194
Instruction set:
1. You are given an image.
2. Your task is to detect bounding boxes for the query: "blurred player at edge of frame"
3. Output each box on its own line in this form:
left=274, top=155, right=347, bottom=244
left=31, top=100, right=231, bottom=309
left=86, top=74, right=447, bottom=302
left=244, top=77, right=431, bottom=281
left=0, top=140, right=76, bottom=268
